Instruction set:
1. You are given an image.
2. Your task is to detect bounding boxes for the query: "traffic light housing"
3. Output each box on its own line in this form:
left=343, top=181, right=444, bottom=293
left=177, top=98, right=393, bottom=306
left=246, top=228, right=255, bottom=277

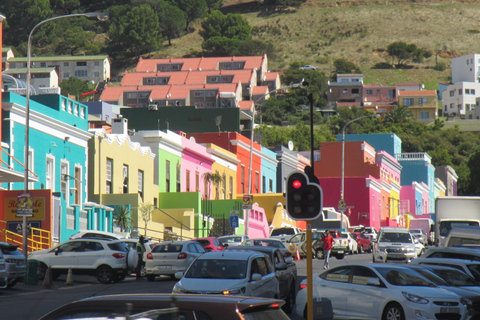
left=286, top=171, right=323, bottom=221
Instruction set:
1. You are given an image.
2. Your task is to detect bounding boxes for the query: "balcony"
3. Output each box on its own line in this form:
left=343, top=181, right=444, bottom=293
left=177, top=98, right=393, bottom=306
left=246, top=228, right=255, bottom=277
left=395, top=152, right=431, bottom=163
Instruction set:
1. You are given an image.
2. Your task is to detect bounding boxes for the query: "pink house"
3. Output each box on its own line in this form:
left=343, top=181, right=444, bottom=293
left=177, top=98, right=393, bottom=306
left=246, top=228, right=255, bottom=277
left=246, top=205, right=270, bottom=238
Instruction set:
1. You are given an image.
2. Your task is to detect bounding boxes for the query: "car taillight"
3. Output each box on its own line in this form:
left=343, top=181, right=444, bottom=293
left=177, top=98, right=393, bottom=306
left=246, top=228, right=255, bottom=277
left=299, top=283, right=307, bottom=290
left=269, top=303, right=280, bottom=309
left=146, top=253, right=153, bottom=260
left=112, top=253, right=126, bottom=259
left=178, top=253, right=187, bottom=259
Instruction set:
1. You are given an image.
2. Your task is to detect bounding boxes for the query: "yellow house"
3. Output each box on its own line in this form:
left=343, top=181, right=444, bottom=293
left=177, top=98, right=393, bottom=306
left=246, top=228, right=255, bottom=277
left=398, top=90, right=438, bottom=123
left=205, top=143, right=239, bottom=200
left=88, top=128, right=157, bottom=236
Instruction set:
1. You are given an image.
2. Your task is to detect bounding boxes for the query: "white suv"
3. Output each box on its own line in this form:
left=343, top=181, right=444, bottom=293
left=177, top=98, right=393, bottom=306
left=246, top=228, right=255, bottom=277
left=372, top=227, right=417, bottom=263
left=29, top=239, right=137, bottom=284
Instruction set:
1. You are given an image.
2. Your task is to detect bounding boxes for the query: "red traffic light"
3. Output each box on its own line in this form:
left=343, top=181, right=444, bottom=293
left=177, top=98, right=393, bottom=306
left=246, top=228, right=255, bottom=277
left=292, top=180, right=302, bottom=189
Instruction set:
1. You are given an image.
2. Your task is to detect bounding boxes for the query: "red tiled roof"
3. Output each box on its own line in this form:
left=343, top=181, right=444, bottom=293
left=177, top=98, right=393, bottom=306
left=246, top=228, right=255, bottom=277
left=263, top=72, right=279, bottom=81
left=395, top=83, right=421, bottom=86
left=100, top=86, right=125, bottom=102
left=252, top=86, right=269, bottom=95
left=238, top=100, right=254, bottom=111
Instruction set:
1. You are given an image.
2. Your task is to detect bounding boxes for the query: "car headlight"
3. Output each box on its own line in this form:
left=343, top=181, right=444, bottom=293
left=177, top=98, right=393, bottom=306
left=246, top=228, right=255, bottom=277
left=461, top=298, right=472, bottom=307
left=172, top=284, right=188, bottom=294
left=405, top=247, right=415, bottom=252
left=402, top=291, right=429, bottom=304
left=223, top=286, right=246, bottom=295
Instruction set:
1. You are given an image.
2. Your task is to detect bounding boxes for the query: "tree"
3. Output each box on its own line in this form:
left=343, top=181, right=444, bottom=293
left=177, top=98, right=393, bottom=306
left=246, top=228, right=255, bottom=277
left=199, top=11, right=251, bottom=41
left=106, top=4, right=164, bottom=59
left=158, top=2, right=185, bottom=46
left=386, top=41, right=428, bottom=66
left=60, top=77, right=90, bottom=98
left=176, top=0, right=207, bottom=31
left=333, top=59, right=361, bottom=76
left=202, top=172, right=223, bottom=200
left=139, top=202, right=154, bottom=236
left=383, top=105, right=412, bottom=124
left=205, top=0, right=222, bottom=13
left=113, top=205, right=131, bottom=232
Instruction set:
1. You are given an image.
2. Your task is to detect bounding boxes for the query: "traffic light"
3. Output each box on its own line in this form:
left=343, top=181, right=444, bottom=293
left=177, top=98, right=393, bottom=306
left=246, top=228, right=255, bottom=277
left=286, top=171, right=323, bottom=221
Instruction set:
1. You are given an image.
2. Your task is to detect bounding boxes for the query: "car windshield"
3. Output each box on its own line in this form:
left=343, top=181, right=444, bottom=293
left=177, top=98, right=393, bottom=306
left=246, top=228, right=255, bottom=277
left=219, top=237, right=243, bottom=244
left=185, top=259, right=247, bottom=279
left=251, top=240, right=282, bottom=248
left=440, top=221, right=479, bottom=237
left=379, top=232, right=412, bottom=243
left=375, top=267, right=434, bottom=286
left=196, top=240, right=211, bottom=247
left=108, top=242, right=128, bottom=252
left=429, top=268, right=478, bottom=286
left=466, top=264, right=480, bottom=283
left=410, top=269, right=449, bottom=286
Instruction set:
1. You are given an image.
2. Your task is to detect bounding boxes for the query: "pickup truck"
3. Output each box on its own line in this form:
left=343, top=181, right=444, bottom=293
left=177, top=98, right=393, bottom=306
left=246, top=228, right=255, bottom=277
left=310, top=230, right=347, bottom=260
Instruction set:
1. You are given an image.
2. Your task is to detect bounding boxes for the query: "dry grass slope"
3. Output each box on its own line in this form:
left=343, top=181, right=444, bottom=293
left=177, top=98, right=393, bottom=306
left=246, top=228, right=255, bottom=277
left=147, top=1, right=480, bottom=90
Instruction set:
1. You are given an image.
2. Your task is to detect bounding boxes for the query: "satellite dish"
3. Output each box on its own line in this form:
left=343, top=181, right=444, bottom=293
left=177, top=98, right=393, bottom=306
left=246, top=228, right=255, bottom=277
left=288, top=141, right=294, bottom=151
left=190, top=136, right=196, bottom=143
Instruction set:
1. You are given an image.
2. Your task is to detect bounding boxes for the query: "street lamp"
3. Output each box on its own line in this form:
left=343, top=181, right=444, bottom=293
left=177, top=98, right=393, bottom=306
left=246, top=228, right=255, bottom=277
left=22, top=12, right=108, bottom=255
left=244, top=79, right=305, bottom=236
left=340, top=114, right=376, bottom=229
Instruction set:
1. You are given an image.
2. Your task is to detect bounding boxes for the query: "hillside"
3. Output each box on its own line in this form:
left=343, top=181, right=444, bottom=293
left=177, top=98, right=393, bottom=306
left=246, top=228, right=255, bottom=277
left=147, top=0, right=480, bottom=90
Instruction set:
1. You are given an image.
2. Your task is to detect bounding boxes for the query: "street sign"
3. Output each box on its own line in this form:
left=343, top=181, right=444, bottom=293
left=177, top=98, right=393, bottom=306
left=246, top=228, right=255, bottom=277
left=230, top=215, right=239, bottom=228
left=242, top=195, right=253, bottom=210
left=230, top=210, right=239, bottom=216
left=17, top=192, right=33, bottom=217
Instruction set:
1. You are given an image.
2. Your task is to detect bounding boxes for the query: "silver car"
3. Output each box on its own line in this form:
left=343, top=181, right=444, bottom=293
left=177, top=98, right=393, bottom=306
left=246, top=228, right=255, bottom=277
left=0, top=242, right=26, bottom=288
left=0, top=250, right=8, bottom=289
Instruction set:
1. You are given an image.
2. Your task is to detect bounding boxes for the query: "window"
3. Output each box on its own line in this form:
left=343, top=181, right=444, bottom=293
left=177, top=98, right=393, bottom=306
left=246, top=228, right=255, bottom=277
left=176, top=164, right=181, bottom=192
left=205, top=90, right=216, bottom=97
left=194, top=91, right=204, bottom=97
left=46, top=156, right=55, bottom=190
left=418, top=98, right=428, bottom=106
left=94, top=72, right=100, bottom=78
left=376, top=89, right=381, bottom=94
left=342, top=89, right=348, bottom=94
left=63, top=62, right=69, bottom=67
left=76, top=61, right=87, bottom=66
left=403, top=98, right=414, bottom=106
left=74, top=166, right=81, bottom=205
left=186, top=170, right=191, bottom=192
left=323, top=266, right=351, bottom=283
left=450, top=90, right=455, bottom=97
left=61, top=162, right=69, bottom=201
left=229, top=176, right=233, bottom=199
left=138, top=170, right=144, bottom=200
left=388, top=89, right=395, bottom=98
left=421, top=111, right=429, bottom=120
left=269, top=179, right=273, bottom=193
left=106, top=158, right=113, bottom=194
left=74, top=70, right=88, bottom=77
left=459, top=89, right=463, bottom=95
left=473, top=89, right=476, bottom=95
left=196, top=172, right=200, bottom=192
left=241, top=166, right=245, bottom=194
left=94, top=61, right=100, bottom=66
left=255, top=172, right=259, bottom=193
left=63, top=73, right=70, bottom=78
left=123, top=165, right=129, bottom=194
left=209, top=76, right=218, bottom=83
left=215, top=171, right=220, bottom=200
left=222, top=173, right=226, bottom=199
left=352, top=267, right=379, bottom=285
left=40, top=62, right=46, bottom=67
left=352, top=88, right=359, bottom=94
left=466, top=89, right=470, bottom=94
left=262, top=176, right=266, bottom=194
left=366, top=89, right=373, bottom=95
left=166, top=160, right=170, bottom=192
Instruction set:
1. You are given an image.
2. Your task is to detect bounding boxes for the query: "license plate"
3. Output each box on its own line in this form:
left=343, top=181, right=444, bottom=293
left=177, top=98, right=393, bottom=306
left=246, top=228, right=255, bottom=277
left=337, top=250, right=344, bottom=254
left=159, top=266, right=171, bottom=270
left=441, top=307, right=460, bottom=313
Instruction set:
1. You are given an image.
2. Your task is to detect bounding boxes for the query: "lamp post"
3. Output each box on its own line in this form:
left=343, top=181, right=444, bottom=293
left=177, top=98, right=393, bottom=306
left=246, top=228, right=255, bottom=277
left=340, top=114, right=375, bottom=230
left=22, top=12, right=108, bottom=255
left=244, top=79, right=305, bottom=236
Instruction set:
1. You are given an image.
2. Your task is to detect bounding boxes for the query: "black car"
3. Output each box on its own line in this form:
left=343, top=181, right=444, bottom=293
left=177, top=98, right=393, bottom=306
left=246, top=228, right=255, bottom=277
left=225, top=245, right=297, bottom=313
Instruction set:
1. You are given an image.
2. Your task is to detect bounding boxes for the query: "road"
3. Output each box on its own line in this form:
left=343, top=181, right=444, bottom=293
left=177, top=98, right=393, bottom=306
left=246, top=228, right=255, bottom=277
left=0, top=252, right=373, bottom=319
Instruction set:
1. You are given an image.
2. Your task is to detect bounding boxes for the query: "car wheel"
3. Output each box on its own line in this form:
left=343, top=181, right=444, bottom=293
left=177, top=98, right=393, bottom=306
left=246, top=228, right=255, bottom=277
left=38, top=262, right=48, bottom=280
left=315, top=249, right=324, bottom=259
left=283, top=285, right=296, bottom=314
left=146, top=275, right=156, bottom=282
left=382, top=302, right=405, bottom=320
left=359, top=245, right=364, bottom=254
left=96, top=266, right=114, bottom=284
left=113, top=273, right=126, bottom=282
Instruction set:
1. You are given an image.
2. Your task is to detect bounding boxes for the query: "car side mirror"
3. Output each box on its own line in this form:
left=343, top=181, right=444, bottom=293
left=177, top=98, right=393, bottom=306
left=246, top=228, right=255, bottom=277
left=284, top=256, right=293, bottom=263
left=55, top=248, right=60, bottom=255
left=174, top=271, right=184, bottom=279
left=251, top=273, right=262, bottom=282
left=223, top=243, right=228, bottom=247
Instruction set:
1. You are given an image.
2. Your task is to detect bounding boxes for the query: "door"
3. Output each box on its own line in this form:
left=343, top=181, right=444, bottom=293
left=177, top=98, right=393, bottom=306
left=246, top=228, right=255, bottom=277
left=318, top=266, right=350, bottom=318
left=247, top=257, right=278, bottom=298
left=51, top=241, right=82, bottom=272
left=347, top=266, right=384, bottom=319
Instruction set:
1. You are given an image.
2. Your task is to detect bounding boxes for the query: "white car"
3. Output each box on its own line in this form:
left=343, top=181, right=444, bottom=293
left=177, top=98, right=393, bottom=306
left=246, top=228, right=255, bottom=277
left=295, top=263, right=469, bottom=320
left=372, top=227, right=417, bottom=263
left=412, top=257, right=480, bottom=284
left=69, top=230, right=126, bottom=240
left=218, top=235, right=248, bottom=247
left=172, top=251, right=279, bottom=298
left=28, top=239, right=137, bottom=284
left=298, top=65, right=318, bottom=70
left=345, top=232, right=359, bottom=254
left=145, top=240, right=205, bottom=281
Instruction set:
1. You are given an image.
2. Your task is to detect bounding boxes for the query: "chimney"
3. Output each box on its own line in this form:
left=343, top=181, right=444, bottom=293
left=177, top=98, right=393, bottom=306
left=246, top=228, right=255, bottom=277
left=112, top=117, right=128, bottom=135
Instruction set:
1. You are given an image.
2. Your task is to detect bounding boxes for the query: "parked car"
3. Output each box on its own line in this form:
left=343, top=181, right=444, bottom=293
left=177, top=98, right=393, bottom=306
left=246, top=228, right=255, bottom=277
left=28, top=238, right=137, bottom=284
left=311, top=230, right=348, bottom=260
left=345, top=232, right=359, bottom=254
left=445, top=225, right=480, bottom=247
left=0, top=242, right=26, bottom=288
left=422, top=246, right=480, bottom=261
left=144, top=240, right=205, bottom=281
left=352, top=225, right=379, bottom=241
left=225, top=246, right=297, bottom=313
left=414, top=237, right=426, bottom=257
left=298, top=65, right=318, bottom=70
left=295, top=263, right=469, bottom=320
left=240, top=238, right=293, bottom=258
left=286, top=231, right=324, bottom=258
left=173, top=251, right=279, bottom=299
left=194, top=237, right=226, bottom=252
left=410, top=228, right=429, bottom=246
left=412, top=257, right=480, bottom=284
left=69, top=230, right=126, bottom=240
left=122, top=238, right=157, bottom=260
left=38, top=293, right=290, bottom=320
left=269, top=227, right=303, bottom=243
left=351, top=232, right=372, bottom=253
left=218, top=235, right=248, bottom=247
left=0, top=250, right=8, bottom=289
left=372, top=227, right=417, bottom=263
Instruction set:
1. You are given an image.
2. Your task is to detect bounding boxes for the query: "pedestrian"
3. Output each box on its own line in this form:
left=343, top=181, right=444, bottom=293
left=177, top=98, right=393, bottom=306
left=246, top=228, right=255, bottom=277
left=322, top=231, right=335, bottom=269
left=136, top=235, right=146, bottom=279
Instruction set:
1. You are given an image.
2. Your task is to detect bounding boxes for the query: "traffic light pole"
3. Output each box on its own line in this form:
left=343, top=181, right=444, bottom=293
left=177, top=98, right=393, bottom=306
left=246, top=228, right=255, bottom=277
left=307, top=93, right=314, bottom=320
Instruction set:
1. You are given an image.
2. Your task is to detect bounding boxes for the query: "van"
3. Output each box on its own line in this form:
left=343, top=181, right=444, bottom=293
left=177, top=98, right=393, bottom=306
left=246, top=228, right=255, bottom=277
left=445, top=225, right=480, bottom=247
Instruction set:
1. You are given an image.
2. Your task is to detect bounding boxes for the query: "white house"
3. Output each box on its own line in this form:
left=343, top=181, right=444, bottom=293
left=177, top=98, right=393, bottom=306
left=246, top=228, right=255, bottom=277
left=451, top=54, right=480, bottom=84
left=441, top=82, right=480, bottom=118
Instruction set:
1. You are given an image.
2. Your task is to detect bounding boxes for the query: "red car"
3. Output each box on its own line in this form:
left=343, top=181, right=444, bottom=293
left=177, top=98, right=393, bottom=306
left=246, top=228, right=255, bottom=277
left=351, top=232, right=372, bottom=253
left=194, top=237, right=226, bottom=252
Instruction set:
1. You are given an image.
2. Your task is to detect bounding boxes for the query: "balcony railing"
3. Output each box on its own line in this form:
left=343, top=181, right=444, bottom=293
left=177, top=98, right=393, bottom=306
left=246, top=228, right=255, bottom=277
left=395, top=152, right=432, bottom=163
